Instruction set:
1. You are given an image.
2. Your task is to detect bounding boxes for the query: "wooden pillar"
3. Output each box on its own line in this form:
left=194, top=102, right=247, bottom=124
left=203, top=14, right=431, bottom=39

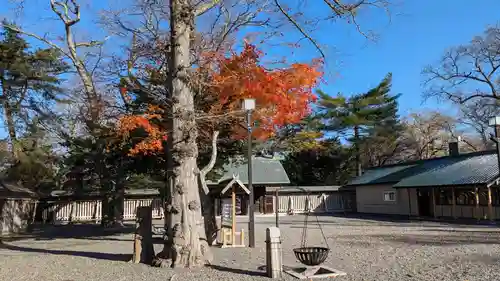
left=131, top=206, right=154, bottom=264
left=475, top=187, right=480, bottom=220
left=432, top=188, right=437, bottom=218
left=488, top=186, right=494, bottom=221
left=407, top=188, right=412, bottom=217
left=451, top=187, right=456, bottom=219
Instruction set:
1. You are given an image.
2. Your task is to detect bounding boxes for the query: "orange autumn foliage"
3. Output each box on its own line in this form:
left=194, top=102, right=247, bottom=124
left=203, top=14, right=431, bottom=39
left=205, top=43, right=322, bottom=139
left=116, top=105, right=166, bottom=155
left=116, top=43, right=322, bottom=155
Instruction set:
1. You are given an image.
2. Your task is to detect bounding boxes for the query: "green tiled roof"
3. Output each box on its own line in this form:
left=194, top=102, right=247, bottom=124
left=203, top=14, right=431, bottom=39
left=346, top=164, right=415, bottom=186
left=395, top=152, right=499, bottom=188
left=347, top=150, right=500, bottom=188
left=208, top=157, right=290, bottom=186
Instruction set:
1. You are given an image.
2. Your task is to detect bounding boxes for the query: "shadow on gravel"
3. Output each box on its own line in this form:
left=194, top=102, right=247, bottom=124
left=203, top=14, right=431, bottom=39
left=0, top=242, right=132, bottom=262
left=208, top=265, right=267, bottom=277
left=420, top=228, right=500, bottom=233
left=1, top=223, right=136, bottom=243
left=370, top=233, right=500, bottom=246
left=77, top=236, right=164, bottom=244
left=312, top=213, right=500, bottom=228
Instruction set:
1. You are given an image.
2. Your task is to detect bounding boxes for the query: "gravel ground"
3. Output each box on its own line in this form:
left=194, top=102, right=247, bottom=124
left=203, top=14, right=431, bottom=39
left=1, top=215, right=500, bottom=281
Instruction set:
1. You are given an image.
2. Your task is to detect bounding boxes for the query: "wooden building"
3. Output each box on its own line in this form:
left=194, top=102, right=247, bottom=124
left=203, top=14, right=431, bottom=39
left=346, top=143, right=500, bottom=220
left=0, top=181, right=38, bottom=235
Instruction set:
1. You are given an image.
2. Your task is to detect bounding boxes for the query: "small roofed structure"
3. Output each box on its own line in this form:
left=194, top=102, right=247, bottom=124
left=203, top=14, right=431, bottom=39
left=0, top=181, right=39, bottom=236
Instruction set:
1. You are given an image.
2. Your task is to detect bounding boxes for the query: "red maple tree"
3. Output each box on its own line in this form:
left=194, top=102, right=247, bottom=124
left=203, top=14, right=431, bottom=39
left=116, top=43, right=322, bottom=154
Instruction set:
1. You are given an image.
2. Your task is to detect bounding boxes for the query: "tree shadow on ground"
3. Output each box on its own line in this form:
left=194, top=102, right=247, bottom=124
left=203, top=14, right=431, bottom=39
left=0, top=242, right=132, bottom=262
left=370, top=233, right=500, bottom=246
left=208, top=264, right=267, bottom=277
left=1, top=223, right=136, bottom=242
left=74, top=236, right=165, bottom=244
left=285, top=213, right=500, bottom=229
left=420, top=228, right=500, bottom=234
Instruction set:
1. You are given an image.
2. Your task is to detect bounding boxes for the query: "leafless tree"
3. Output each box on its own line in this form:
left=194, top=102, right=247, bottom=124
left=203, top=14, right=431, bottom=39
left=399, top=111, right=480, bottom=160
left=423, top=25, right=500, bottom=104
left=458, top=99, right=499, bottom=149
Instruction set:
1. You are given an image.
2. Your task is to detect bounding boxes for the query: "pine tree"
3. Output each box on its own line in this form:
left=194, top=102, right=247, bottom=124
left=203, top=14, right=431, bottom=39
left=0, top=21, right=69, bottom=157
left=317, top=73, right=401, bottom=175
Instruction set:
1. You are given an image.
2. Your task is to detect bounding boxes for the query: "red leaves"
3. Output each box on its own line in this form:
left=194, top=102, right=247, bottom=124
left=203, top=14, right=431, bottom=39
left=207, top=43, right=323, bottom=139
left=115, top=106, right=166, bottom=156
left=115, top=42, right=323, bottom=155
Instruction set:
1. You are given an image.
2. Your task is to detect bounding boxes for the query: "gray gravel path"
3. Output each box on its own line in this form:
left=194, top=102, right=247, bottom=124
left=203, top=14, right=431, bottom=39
left=1, top=215, right=500, bottom=281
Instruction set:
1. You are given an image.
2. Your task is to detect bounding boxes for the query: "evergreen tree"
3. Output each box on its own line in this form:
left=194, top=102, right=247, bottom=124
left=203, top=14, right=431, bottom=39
left=317, top=73, right=401, bottom=175
left=0, top=21, right=69, bottom=157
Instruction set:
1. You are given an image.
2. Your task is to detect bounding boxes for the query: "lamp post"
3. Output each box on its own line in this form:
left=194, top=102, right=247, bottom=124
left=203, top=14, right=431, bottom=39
left=489, top=116, right=500, bottom=176
left=243, top=98, right=256, bottom=248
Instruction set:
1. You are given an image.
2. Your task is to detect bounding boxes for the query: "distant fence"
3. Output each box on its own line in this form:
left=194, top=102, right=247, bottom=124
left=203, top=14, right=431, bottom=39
left=41, top=199, right=164, bottom=224
left=276, top=193, right=351, bottom=214
left=40, top=190, right=353, bottom=224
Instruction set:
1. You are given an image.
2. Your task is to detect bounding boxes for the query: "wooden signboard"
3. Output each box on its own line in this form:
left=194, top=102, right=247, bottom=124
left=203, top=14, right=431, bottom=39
left=221, top=198, right=233, bottom=228
left=219, top=175, right=251, bottom=248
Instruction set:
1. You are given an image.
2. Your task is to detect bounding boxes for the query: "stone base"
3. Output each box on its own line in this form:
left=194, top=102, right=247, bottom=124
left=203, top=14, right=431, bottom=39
left=285, top=266, right=347, bottom=279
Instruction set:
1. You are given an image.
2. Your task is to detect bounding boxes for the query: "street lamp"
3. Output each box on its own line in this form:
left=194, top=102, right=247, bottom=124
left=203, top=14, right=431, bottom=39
left=489, top=116, right=500, bottom=177
left=242, top=98, right=256, bottom=248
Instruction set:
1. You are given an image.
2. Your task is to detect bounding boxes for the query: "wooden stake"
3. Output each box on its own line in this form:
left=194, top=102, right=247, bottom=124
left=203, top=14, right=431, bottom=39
left=131, top=206, right=154, bottom=264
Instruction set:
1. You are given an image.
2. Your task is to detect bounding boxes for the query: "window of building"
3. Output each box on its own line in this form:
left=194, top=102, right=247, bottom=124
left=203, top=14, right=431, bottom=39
left=436, top=188, right=453, bottom=205
left=455, top=189, right=475, bottom=205
left=383, top=191, right=396, bottom=202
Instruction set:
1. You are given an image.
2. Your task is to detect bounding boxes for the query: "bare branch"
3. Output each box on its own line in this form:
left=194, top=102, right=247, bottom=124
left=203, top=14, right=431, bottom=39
left=423, top=25, right=500, bottom=104
left=199, top=130, right=219, bottom=194
left=194, top=0, right=222, bottom=16
left=274, top=0, right=325, bottom=58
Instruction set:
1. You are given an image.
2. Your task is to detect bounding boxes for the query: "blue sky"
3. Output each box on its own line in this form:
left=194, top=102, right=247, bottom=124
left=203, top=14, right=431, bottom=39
left=0, top=0, right=499, bottom=139
left=257, top=0, right=500, bottom=117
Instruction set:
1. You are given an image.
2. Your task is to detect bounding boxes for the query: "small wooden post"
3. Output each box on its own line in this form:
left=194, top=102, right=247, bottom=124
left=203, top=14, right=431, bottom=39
left=488, top=186, right=494, bottom=221
left=232, top=186, right=236, bottom=245
left=131, top=206, right=154, bottom=264
left=451, top=187, right=456, bottom=219
left=432, top=188, right=437, bottom=218
left=475, top=187, right=480, bottom=220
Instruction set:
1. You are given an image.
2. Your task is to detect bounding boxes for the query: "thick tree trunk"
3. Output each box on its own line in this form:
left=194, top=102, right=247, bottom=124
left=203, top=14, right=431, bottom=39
left=153, top=0, right=212, bottom=268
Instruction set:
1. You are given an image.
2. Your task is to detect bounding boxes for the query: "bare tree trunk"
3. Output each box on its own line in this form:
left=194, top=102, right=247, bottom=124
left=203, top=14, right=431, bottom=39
left=153, top=0, right=212, bottom=268
left=200, top=131, right=219, bottom=246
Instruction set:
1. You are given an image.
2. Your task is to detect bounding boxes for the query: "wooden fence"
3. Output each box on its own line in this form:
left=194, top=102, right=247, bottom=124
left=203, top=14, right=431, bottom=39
left=41, top=192, right=351, bottom=224
left=42, top=199, right=164, bottom=224
left=276, top=193, right=351, bottom=214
